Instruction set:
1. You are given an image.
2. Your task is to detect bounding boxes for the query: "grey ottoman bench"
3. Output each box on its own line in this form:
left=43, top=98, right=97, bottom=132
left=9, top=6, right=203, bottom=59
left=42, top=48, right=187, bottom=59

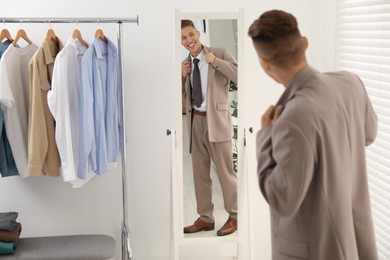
left=1, top=234, right=116, bottom=260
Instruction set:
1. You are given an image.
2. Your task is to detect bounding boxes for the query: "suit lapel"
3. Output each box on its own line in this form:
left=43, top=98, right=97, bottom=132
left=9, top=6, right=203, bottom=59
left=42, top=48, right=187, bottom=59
left=203, top=46, right=215, bottom=98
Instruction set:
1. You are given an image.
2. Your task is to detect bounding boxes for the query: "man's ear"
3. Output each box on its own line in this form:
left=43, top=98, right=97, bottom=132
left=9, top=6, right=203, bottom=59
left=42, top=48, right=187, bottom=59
left=260, top=58, right=270, bottom=71
left=303, top=36, right=309, bottom=50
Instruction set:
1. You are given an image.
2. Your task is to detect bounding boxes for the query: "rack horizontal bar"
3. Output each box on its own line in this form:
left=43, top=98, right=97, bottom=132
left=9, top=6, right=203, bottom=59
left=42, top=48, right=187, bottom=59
left=1, top=17, right=139, bottom=25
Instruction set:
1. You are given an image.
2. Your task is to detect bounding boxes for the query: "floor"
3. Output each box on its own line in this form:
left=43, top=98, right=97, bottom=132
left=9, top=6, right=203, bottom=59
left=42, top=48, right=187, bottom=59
left=182, top=115, right=237, bottom=238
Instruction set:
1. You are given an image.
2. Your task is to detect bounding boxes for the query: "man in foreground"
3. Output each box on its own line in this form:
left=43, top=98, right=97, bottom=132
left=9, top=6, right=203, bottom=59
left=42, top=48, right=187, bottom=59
left=249, top=9, right=378, bottom=260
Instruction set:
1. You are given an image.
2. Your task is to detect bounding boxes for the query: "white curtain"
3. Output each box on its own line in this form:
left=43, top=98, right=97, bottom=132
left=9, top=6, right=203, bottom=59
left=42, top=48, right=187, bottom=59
left=335, top=1, right=390, bottom=259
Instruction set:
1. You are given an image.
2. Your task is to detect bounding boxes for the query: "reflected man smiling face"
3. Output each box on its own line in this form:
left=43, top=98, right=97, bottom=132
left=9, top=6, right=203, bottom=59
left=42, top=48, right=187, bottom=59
left=181, top=25, right=203, bottom=57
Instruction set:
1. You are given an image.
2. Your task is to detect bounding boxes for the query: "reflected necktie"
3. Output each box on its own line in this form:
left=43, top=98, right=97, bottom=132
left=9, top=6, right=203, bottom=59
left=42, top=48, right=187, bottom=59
left=192, top=58, right=202, bottom=107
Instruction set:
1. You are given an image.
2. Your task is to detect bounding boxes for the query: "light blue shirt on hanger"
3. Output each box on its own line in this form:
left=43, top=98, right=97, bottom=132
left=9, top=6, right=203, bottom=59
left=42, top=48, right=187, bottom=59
left=0, top=40, right=19, bottom=177
left=78, top=37, right=121, bottom=179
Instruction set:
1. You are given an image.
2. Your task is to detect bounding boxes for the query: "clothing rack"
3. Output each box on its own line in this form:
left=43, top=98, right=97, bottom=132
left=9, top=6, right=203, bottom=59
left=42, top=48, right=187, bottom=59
left=1, top=17, right=138, bottom=24
left=2, top=16, right=139, bottom=260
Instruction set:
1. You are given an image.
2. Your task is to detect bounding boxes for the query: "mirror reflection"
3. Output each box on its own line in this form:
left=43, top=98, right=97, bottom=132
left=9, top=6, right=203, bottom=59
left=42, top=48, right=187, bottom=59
left=181, top=19, right=238, bottom=238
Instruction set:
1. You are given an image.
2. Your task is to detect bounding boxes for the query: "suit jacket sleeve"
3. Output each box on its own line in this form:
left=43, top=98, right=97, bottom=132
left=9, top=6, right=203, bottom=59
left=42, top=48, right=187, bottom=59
left=363, top=89, right=377, bottom=146
left=256, top=127, right=275, bottom=205
left=182, top=56, right=190, bottom=99
left=211, top=48, right=237, bottom=84
left=353, top=73, right=377, bottom=145
left=182, top=75, right=187, bottom=99
left=257, top=119, right=316, bottom=217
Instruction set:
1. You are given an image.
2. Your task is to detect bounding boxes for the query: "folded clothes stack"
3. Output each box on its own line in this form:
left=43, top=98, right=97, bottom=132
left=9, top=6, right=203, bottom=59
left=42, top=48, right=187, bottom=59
left=0, top=212, right=21, bottom=255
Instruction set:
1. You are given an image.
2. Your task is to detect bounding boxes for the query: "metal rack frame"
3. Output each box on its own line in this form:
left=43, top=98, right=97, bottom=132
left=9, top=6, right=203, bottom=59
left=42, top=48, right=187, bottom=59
left=2, top=16, right=139, bottom=260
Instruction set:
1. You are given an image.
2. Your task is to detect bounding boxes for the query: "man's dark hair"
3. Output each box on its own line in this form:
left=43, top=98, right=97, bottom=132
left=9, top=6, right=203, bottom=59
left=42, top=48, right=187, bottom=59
left=181, top=20, right=196, bottom=29
left=248, top=10, right=305, bottom=67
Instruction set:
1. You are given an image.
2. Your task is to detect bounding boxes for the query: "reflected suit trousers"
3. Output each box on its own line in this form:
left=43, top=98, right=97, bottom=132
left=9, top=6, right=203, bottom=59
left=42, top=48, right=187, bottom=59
left=191, top=114, right=237, bottom=223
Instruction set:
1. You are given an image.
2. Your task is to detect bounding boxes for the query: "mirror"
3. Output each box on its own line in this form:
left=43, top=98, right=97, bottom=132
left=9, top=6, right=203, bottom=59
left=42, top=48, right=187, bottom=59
left=180, top=18, right=239, bottom=239
left=173, top=10, right=247, bottom=259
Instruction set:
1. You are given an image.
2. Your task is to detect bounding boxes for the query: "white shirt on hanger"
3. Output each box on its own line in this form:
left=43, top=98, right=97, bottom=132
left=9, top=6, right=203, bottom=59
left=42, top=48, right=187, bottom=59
left=0, top=43, right=38, bottom=178
left=48, top=37, right=94, bottom=187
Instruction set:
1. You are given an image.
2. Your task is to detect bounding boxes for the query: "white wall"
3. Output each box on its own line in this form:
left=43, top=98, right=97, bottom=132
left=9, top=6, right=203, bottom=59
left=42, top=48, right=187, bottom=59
left=0, top=0, right=331, bottom=259
left=209, top=20, right=238, bottom=59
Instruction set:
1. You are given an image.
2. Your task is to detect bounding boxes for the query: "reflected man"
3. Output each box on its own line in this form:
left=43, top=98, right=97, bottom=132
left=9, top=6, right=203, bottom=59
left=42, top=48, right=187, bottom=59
left=181, top=20, right=237, bottom=236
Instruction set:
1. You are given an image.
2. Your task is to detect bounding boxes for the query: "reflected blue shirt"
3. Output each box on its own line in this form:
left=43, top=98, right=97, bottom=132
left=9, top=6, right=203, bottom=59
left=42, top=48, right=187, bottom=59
left=78, top=37, right=121, bottom=179
left=0, top=40, right=19, bottom=177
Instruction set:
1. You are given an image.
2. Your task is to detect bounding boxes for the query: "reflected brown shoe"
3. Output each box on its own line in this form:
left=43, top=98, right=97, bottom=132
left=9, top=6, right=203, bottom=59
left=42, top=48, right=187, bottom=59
left=184, top=218, right=215, bottom=233
left=217, top=217, right=237, bottom=236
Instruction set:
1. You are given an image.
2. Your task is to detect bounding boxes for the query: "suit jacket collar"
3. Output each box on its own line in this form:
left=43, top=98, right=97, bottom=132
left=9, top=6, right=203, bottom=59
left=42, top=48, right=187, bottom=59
left=276, top=65, right=318, bottom=107
left=202, top=45, right=216, bottom=90
left=203, top=45, right=211, bottom=54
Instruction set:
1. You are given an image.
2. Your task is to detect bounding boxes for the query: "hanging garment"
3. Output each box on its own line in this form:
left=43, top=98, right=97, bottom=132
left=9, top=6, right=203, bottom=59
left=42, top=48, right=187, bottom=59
left=28, top=39, right=63, bottom=177
left=0, top=40, right=18, bottom=177
left=0, top=43, right=38, bottom=178
left=48, top=37, right=94, bottom=187
left=78, top=37, right=121, bottom=179
left=0, top=112, right=18, bottom=177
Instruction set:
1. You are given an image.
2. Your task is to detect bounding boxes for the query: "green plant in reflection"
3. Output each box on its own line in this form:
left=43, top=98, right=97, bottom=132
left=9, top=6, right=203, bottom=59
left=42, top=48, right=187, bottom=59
left=230, top=81, right=238, bottom=173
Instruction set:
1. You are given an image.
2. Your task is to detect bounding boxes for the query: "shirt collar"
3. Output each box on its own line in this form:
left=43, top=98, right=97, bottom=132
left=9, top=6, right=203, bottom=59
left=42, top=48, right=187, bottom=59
left=191, top=48, right=205, bottom=63
left=67, top=37, right=88, bottom=56
left=41, top=38, right=63, bottom=65
left=92, top=37, right=117, bottom=59
left=276, top=65, right=318, bottom=107
left=67, top=37, right=77, bottom=50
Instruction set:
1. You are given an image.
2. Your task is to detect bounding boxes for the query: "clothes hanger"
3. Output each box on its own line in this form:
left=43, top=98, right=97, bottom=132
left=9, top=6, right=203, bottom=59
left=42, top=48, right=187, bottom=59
left=45, top=29, right=58, bottom=44
left=0, top=28, right=13, bottom=42
left=72, top=27, right=89, bottom=48
left=94, top=20, right=107, bottom=44
left=12, top=19, right=32, bottom=46
left=0, top=19, right=13, bottom=42
left=45, top=20, right=58, bottom=44
left=94, top=29, right=107, bottom=44
left=12, top=27, right=32, bottom=46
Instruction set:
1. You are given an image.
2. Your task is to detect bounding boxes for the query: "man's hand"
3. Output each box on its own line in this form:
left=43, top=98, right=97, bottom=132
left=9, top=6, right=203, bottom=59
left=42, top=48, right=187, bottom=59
left=205, top=52, right=216, bottom=64
left=182, top=59, right=191, bottom=77
left=261, top=105, right=283, bottom=128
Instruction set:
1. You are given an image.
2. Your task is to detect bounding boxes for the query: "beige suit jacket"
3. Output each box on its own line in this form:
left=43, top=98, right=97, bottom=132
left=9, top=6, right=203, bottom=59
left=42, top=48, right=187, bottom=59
left=257, top=66, right=378, bottom=260
left=182, top=45, right=237, bottom=143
